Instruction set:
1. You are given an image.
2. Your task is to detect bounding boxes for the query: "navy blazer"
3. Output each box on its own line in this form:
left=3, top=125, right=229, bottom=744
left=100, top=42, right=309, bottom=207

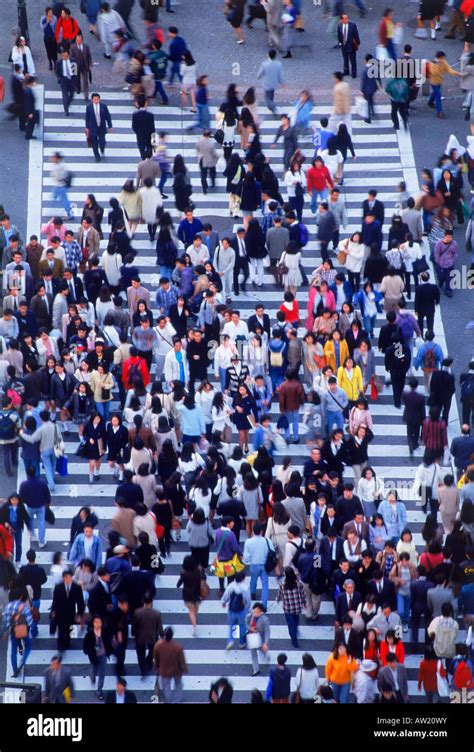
left=367, top=576, right=397, bottom=611
left=85, top=102, right=113, bottom=136
left=132, top=109, right=155, bottom=142
left=337, top=21, right=360, bottom=49
left=335, top=590, right=363, bottom=625
left=320, top=535, right=345, bottom=573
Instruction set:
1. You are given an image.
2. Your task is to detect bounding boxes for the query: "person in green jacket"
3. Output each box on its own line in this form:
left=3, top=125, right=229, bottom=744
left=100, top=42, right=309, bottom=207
left=386, top=76, right=409, bottom=131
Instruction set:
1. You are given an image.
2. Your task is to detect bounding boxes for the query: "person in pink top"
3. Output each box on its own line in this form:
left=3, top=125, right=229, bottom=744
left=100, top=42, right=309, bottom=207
left=40, top=217, right=68, bottom=245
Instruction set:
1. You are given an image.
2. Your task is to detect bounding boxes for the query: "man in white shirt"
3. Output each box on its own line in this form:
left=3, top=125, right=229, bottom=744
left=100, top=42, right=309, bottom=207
left=214, top=334, right=238, bottom=390
left=154, top=315, right=176, bottom=379
left=222, top=310, right=249, bottom=344
left=343, top=530, right=367, bottom=564
left=186, top=236, right=209, bottom=267
left=283, top=526, right=303, bottom=570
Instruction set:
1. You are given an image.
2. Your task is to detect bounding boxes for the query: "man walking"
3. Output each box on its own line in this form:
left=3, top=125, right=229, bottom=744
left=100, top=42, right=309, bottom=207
left=386, top=75, right=409, bottom=131
left=50, top=570, right=85, bottom=653
left=153, top=626, right=188, bottom=704
left=71, top=31, right=92, bottom=100
left=132, top=594, right=164, bottom=678
left=257, top=49, right=284, bottom=114
left=132, top=97, right=155, bottom=160
left=401, top=377, right=426, bottom=455
left=337, top=13, right=360, bottom=79
left=49, top=152, right=74, bottom=220
left=55, top=47, right=77, bottom=116
left=434, top=228, right=459, bottom=298
left=43, top=654, right=75, bottom=704
left=85, top=93, right=113, bottom=163
left=243, top=524, right=275, bottom=608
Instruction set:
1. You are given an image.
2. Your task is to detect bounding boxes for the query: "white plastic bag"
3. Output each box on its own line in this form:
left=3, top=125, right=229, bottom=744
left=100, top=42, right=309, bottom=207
left=355, top=96, right=369, bottom=119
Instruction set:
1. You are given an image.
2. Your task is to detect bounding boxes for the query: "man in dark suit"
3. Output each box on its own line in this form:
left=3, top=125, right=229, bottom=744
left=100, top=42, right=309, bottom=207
left=367, top=569, right=397, bottom=611
left=63, top=268, right=84, bottom=304
left=320, top=531, right=345, bottom=577
left=105, top=677, right=137, bottom=704
left=230, top=228, right=250, bottom=296
left=384, top=337, right=411, bottom=409
left=378, top=655, right=409, bottom=703
left=70, top=32, right=92, bottom=100
left=132, top=593, right=164, bottom=677
left=50, top=569, right=84, bottom=652
left=55, top=48, right=77, bottom=116
left=429, top=358, right=455, bottom=423
left=377, top=311, right=402, bottom=354
left=401, top=376, right=426, bottom=455
left=23, top=76, right=39, bottom=141
left=335, top=578, right=362, bottom=626
left=320, top=505, right=339, bottom=538
left=450, top=424, right=474, bottom=480
left=43, top=654, right=75, bottom=704
left=337, top=13, right=360, bottom=78
left=132, top=96, right=155, bottom=159
left=410, top=564, right=435, bottom=648
left=29, top=284, right=53, bottom=330
left=85, top=93, right=113, bottom=163
left=362, top=189, right=385, bottom=226
left=342, top=513, right=370, bottom=543
left=414, top=271, right=440, bottom=334
left=321, top=429, right=348, bottom=476
left=120, top=557, right=156, bottom=616
left=335, top=484, right=364, bottom=532
left=87, top=567, right=113, bottom=625
left=334, top=616, right=363, bottom=658
left=248, top=303, right=271, bottom=339
left=169, top=297, right=191, bottom=340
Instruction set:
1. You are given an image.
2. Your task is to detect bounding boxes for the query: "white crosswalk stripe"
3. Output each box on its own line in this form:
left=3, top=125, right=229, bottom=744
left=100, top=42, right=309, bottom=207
left=9, top=90, right=458, bottom=704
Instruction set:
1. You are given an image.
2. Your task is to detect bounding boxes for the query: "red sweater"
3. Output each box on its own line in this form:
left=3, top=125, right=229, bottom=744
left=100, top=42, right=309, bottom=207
left=306, top=165, right=334, bottom=193
left=122, top=356, right=151, bottom=391
left=55, top=16, right=80, bottom=42
left=380, top=640, right=405, bottom=666
left=418, top=658, right=446, bottom=693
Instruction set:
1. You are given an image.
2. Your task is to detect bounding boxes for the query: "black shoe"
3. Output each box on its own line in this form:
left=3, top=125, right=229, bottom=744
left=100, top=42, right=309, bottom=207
left=95, top=155, right=101, bottom=162
left=282, top=52, right=292, bottom=58
left=103, top=54, right=112, bottom=59
left=427, top=101, right=436, bottom=108
left=161, top=193, right=169, bottom=199
left=97, top=691, right=104, bottom=701
left=166, top=7, right=175, bottom=11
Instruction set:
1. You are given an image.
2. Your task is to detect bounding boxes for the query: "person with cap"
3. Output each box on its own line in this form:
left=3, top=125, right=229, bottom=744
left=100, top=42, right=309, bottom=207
left=353, top=658, right=378, bottom=703
left=105, top=676, right=137, bottom=704
left=43, top=654, right=75, bottom=704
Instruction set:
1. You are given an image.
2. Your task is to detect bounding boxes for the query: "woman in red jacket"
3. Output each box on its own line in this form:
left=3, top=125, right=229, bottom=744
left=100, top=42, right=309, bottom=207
left=380, top=628, right=405, bottom=666
left=0, top=522, right=14, bottom=560
left=363, top=628, right=380, bottom=679
left=418, top=647, right=447, bottom=703
left=306, top=156, right=334, bottom=215
left=55, top=8, right=80, bottom=44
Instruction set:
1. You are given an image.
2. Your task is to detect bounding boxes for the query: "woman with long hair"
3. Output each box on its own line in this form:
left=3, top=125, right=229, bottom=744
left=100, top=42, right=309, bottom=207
left=276, top=566, right=307, bottom=647
left=180, top=50, right=197, bottom=112
left=238, top=472, right=263, bottom=538
left=223, top=151, right=245, bottom=217
left=164, top=471, right=186, bottom=540
left=177, top=554, right=207, bottom=635
left=232, top=383, right=258, bottom=452
left=324, top=642, right=358, bottom=704
left=196, top=380, right=216, bottom=442
left=82, top=194, right=104, bottom=237
left=295, top=653, right=320, bottom=703
left=186, top=506, right=214, bottom=567
left=222, top=108, right=238, bottom=162
left=117, top=180, right=142, bottom=238
left=172, top=154, right=193, bottom=212
left=245, top=217, right=267, bottom=288
left=106, top=413, right=129, bottom=483
left=157, top=438, right=179, bottom=485
left=83, top=411, right=107, bottom=484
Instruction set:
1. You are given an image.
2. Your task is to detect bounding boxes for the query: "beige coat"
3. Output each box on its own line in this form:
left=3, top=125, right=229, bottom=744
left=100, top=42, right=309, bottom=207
left=380, top=274, right=405, bottom=312
left=333, top=81, right=351, bottom=115
left=118, top=189, right=142, bottom=221
left=438, top=485, right=460, bottom=535
left=111, top=506, right=136, bottom=548
left=89, top=370, right=114, bottom=403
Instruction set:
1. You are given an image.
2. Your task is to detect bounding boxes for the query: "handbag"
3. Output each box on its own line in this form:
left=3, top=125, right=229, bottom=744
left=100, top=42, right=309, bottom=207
left=246, top=631, right=262, bottom=650
left=53, top=423, right=65, bottom=458
left=11, top=603, right=28, bottom=640
left=76, top=442, right=88, bottom=458
left=355, top=95, right=369, bottom=119
left=264, top=538, right=279, bottom=573
left=101, top=387, right=111, bottom=400
left=337, top=249, right=347, bottom=265
left=45, top=505, right=56, bottom=525
left=148, top=511, right=165, bottom=540
left=436, top=660, right=449, bottom=697
left=199, top=578, right=210, bottom=600
left=277, top=252, right=289, bottom=276
left=412, top=256, right=429, bottom=275
left=213, top=128, right=224, bottom=144
left=55, top=455, right=68, bottom=477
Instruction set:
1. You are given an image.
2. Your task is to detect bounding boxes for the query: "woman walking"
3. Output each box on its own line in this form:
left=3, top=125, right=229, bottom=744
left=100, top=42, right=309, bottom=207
left=83, top=411, right=107, bottom=484
left=186, top=507, right=215, bottom=567
left=276, top=566, right=306, bottom=647
left=232, top=384, right=258, bottom=452
left=324, top=643, right=359, bottom=704
left=83, top=616, right=111, bottom=701
left=177, top=554, right=207, bottom=635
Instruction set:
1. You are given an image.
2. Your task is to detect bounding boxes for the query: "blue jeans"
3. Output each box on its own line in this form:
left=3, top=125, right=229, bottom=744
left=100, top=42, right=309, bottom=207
left=354, top=0, right=366, bottom=11
left=194, top=103, right=210, bottom=130
left=92, top=654, right=107, bottom=693
left=159, top=170, right=172, bottom=193
left=285, top=410, right=300, bottom=441
left=362, top=314, right=376, bottom=338
left=219, top=367, right=227, bottom=392
left=310, top=188, right=328, bottom=214
left=386, top=39, right=397, bottom=62
left=168, top=60, right=182, bottom=85
left=154, top=80, right=169, bottom=103
left=11, top=636, right=32, bottom=673
left=331, top=681, right=351, bottom=704
left=52, top=185, right=72, bottom=216
left=250, top=564, right=269, bottom=607
left=284, top=612, right=299, bottom=645
left=398, top=593, right=410, bottom=624
left=41, top=449, right=56, bottom=491
left=326, top=410, right=344, bottom=435
left=228, top=609, right=247, bottom=645
left=96, top=401, right=110, bottom=422
left=27, top=505, right=46, bottom=546
left=12, top=528, right=22, bottom=563
left=437, top=265, right=454, bottom=295
left=23, top=458, right=40, bottom=477
left=429, top=84, right=442, bottom=114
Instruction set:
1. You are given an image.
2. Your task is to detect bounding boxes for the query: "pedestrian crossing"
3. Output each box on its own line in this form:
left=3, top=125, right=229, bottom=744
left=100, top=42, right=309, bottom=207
left=8, top=90, right=461, bottom=703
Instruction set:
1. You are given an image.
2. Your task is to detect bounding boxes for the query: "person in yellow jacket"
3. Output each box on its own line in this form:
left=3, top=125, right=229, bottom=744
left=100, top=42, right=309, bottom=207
left=337, top=357, right=363, bottom=405
left=325, top=643, right=359, bottom=703
left=426, top=51, right=461, bottom=118
left=323, top=330, right=350, bottom=374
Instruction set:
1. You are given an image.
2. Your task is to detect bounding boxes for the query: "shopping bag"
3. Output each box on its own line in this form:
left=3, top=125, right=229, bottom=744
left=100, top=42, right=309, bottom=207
left=355, top=96, right=369, bottom=119
left=375, top=44, right=389, bottom=61
left=55, top=455, right=68, bottom=477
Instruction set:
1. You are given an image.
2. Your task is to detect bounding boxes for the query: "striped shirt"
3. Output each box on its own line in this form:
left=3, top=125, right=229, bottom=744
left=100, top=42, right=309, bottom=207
left=421, top=418, right=447, bottom=453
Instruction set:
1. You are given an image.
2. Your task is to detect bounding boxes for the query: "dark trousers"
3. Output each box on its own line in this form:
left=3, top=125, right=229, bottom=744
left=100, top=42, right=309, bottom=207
left=147, top=223, right=157, bottom=242
left=406, top=421, right=422, bottom=453
left=158, top=527, right=171, bottom=556
left=364, top=93, right=375, bottom=121
left=3, top=442, right=18, bottom=476
left=190, top=545, right=210, bottom=568
left=289, top=195, right=304, bottom=222
left=57, top=623, right=72, bottom=653
left=60, top=78, right=76, bottom=114
left=233, top=256, right=249, bottom=294
left=332, top=228, right=340, bottom=250
left=200, top=165, right=216, bottom=194
left=342, top=47, right=357, bottom=77
left=417, top=312, right=434, bottom=336
left=347, top=271, right=360, bottom=293
left=462, top=400, right=474, bottom=425
left=76, top=69, right=90, bottom=100
left=390, top=101, right=408, bottom=130
left=91, top=132, right=106, bottom=159
left=114, top=642, right=127, bottom=676
left=319, top=240, right=330, bottom=263
left=390, top=370, right=407, bottom=408
left=136, top=642, right=154, bottom=676
left=437, top=266, right=454, bottom=296
left=138, top=349, right=153, bottom=371
left=44, top=36, right=58, bottom=67
left=25, top=111, right=39, bottom=139
left=137, top=138, right=152, bottom=160
left=218, top=574, right=234, bottom=594
left=154, top=80, right=169, bottom=103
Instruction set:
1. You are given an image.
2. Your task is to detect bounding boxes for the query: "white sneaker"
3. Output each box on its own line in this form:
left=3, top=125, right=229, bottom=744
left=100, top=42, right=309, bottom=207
left=431, top=29, right=436, bottom=39
left=38, top=542, right=47, bottom=549
left=435, top=22, right=441, bottom=30
left=225, top=641, right=235, bottom=651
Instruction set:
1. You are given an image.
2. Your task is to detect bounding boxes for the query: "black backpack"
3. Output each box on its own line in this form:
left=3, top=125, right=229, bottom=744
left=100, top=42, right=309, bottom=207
left=229, top=590, right=245, bottom=612
left=290, top=540, right=304, bottom=567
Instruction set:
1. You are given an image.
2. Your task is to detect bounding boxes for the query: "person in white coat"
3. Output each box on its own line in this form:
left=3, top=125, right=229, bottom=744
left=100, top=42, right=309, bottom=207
left=279, top=240, right=302, bottom=296
left=154, top=315, right=177, bottom=379
left=339, top=231, right=365, bottom=292
left=139, top=178, right=163, bottom=243
left=11, top=37, right=36, bottom=76
left=164, top=339, right=189, bottom=387
left=214, top=238, right=236, bottom=304
left=97, top=3, right=125, bottom=59
left=101, top=247, right=122, bottom=290
left=353, top=659, right=378, bottom=703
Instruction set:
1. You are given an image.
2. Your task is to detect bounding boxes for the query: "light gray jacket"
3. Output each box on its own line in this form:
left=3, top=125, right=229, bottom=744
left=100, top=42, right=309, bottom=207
left=22, top=420, right=58, bottom=452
